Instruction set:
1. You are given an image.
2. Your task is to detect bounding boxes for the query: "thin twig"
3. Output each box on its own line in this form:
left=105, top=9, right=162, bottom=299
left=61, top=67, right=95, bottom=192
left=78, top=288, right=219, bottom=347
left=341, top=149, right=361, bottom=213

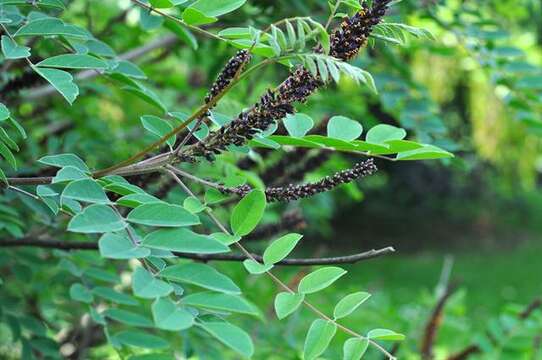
left=0, top=238, right=394, bottom=265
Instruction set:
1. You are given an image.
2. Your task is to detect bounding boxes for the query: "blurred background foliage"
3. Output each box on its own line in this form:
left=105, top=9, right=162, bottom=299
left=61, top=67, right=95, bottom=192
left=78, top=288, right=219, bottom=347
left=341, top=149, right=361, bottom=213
left=1, top=0, right=542, bottom=358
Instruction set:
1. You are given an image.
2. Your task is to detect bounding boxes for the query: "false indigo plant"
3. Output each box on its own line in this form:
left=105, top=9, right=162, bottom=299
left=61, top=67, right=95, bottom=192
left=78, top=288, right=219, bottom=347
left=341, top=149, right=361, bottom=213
left=0, top=0, right=452, bottom=359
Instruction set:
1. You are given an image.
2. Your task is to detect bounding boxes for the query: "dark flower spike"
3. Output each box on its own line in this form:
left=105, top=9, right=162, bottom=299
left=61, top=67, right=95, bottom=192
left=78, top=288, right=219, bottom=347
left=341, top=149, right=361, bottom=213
left=219, top=159, right=377, bottom=202
left=204, top=49, right=252, bottom=106
left=185, top=0, right=392, bottom=161
left=330, top=0, right=393, bottom=61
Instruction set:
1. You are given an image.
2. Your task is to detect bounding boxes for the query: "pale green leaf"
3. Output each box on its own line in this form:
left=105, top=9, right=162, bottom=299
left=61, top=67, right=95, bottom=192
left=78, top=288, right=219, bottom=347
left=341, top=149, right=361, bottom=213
left=242, top=259, right=273, bottom=274
left=188, top=0, right=246, bottom=17
left=283, top=113, right=313, bottom=137
left=181, top=7, right=217, bottom=25
left=298, top=267, right=347, bottom=294
left=343, top=338, right=369, bottom=360
left=274, top=292, right=304, bottom=319
left=396, top=145, right=454, bottom=160
left=199, top=321, right=254, bottom=358
left=333, top=292, right=371, bottom=319
left=263, top=233, right=303, bottom=265
left=367, top=328, right=405, bottom=341
left=327, top=116, right=363, bottom=141
left=366, top=124, right=406, bottom=144
left=230, top=189, right=266, bottom=236
left=304, top=319, right=337, bottom=360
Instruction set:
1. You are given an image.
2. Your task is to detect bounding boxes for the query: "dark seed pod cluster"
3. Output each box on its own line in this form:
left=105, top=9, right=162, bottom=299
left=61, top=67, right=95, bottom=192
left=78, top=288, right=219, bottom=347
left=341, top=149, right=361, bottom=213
left=183, top=0, right=391, bottom=161
left=190, top=87, right=298, bottom=160
left=330, top=0, right=393, bottom=61
left=220, top=159, right=377, bottom=202
left=204, top=49, right=252, bottom=105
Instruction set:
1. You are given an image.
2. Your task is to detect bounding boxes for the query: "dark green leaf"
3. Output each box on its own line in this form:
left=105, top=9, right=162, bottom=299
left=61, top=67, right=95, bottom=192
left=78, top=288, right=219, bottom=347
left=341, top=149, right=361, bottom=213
left=92, top=287, right=139, bottom=306
left=37, top=54, right=108, bottom=69
left=140, top=115, right=175, bottom=147
left=1, top=35, right=30, bottom=59
left=15, top=18, right=90, bottom=39
left=183, top=292, right=259, bottom=316
left=104, top=309, right=153, bottom=327
left=38, top=153, right=88, bottom=172
left=114, top=331, right=169, bottom=349
left=143, top=228, right=229, bottom=253
left=69, top=283, right=93, bottom=303
left=62, top=179, right=110, bottom=204
left=127, top=203, right=200, bottom=227
left=99, top=233, right=150, bottom=259
left=160, top=263, right=240, bottom=294
left=132, top=267, right=173, bottom=299
left=33, top=67, right=79, bottom=104
left=68, top=205, right=126, bottom=233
